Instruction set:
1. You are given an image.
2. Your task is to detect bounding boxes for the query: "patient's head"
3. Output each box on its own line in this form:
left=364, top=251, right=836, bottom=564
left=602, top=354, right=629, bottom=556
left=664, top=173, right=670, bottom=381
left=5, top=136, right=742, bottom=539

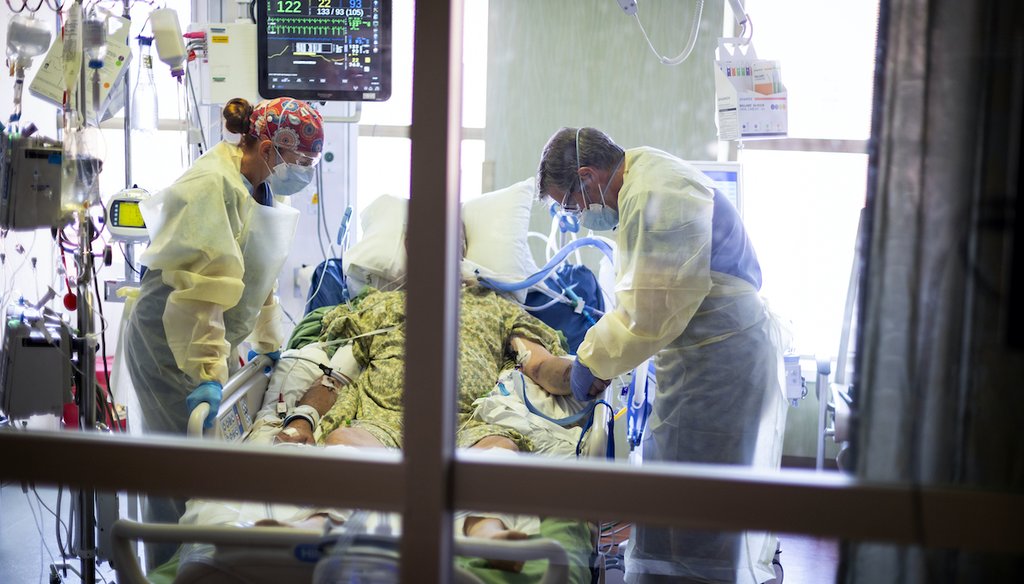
left=402, top=220, right=467, bottom=259
left=401, top=221, right=480, bottom=289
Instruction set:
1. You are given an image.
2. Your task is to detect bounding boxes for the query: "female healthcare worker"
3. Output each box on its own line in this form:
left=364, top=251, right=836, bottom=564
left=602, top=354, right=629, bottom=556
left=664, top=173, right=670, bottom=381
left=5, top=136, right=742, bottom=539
left=537, top=127, right=786, bottom=584
left=121, top=97, right=323, bottom=565
left=123, top=96, right=324, bottom=435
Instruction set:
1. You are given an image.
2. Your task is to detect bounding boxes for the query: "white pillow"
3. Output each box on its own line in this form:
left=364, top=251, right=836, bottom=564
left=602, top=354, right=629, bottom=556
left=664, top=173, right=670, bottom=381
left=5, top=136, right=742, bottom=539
left=462, top=177, right=540, bottom=294
left=343, top=194, right=407, bottom=296
left=342, top=180, right=539, bottom=299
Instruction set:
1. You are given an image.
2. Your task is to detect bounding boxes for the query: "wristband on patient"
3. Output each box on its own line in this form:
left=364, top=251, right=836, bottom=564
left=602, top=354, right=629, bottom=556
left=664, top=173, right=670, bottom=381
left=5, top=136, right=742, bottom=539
left=284, top=404, right=320, bottom=431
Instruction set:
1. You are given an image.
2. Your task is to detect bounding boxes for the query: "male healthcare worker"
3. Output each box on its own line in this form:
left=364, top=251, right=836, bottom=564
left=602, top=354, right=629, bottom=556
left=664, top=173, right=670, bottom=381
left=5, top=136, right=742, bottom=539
left=121, top=97, right=323, bottom=564
left=537, top=127, right=785, bottom=584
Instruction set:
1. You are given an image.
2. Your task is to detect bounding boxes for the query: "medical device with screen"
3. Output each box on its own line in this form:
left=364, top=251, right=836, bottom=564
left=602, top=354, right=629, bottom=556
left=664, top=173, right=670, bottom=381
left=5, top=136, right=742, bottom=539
left=691, top=161, right=744, bottom=216
left=106, top=188, right=150, bottom=241
left=257, top=0, right=392, bottom=102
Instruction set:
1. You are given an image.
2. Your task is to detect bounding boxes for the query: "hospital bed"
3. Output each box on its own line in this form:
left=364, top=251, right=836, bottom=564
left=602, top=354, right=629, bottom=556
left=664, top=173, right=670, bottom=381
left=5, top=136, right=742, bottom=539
left=111, top=519, right=581, bottom=584
left=112, top=188, right=627, bottom=583
left=116, top=316, right=612, bottom=584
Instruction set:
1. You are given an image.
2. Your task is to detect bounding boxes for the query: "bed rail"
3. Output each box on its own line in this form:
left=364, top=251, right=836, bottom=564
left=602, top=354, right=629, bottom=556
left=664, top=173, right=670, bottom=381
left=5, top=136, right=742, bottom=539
left=186, top=354, right=274, bottom=438
left=112, top=519, right=572, bottom=584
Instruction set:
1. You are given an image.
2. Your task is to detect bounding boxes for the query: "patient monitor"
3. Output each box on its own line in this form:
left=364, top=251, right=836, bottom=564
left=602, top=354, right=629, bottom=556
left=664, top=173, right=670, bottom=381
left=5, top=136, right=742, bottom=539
left=257, top=0, right=392, bottom=102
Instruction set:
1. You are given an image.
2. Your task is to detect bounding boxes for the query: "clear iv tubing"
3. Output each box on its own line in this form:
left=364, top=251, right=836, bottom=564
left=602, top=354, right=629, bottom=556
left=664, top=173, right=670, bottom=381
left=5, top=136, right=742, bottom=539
left=311, top=510, right=370, bottom=584
left=634, top=0, right=704, bottom=66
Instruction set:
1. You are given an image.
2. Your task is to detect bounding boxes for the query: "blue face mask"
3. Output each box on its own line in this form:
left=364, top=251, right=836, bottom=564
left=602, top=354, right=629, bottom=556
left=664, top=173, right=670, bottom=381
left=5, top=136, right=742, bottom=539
left=575, top=129, right=623, bottom=231
left=580, top=203, right=619, bottom=231
left=266, top=146, right=316, bottom=196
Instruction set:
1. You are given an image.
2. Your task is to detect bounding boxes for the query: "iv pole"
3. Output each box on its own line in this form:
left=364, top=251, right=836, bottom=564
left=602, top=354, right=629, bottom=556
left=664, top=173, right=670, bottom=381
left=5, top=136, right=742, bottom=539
left=120, top=0, right=136, bottom=283
left=77, top=2, right=135, bottom=580
left=68, top=0, right=130, bottom=578
left=73, top=0, right=99, bottom=572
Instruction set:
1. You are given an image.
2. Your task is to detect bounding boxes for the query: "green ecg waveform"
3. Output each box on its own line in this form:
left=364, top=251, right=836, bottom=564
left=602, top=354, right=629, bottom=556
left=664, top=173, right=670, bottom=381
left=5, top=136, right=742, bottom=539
left=268, top=16, right=371, bottom=36
left=268, top=23, right=370, bottom=35
left=272, top=17, right=347, bottom=24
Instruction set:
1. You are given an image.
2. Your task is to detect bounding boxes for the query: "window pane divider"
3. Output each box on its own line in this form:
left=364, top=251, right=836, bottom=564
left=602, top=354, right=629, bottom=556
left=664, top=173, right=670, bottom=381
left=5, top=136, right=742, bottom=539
left=2, top=431, right=1023, bottom=554
left=740, top=137, right=868, bottom=154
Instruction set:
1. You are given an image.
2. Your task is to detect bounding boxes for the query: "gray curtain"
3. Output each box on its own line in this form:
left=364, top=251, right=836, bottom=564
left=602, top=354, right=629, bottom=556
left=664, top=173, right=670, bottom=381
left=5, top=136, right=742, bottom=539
left=846, top=0, right=1024, bottom=581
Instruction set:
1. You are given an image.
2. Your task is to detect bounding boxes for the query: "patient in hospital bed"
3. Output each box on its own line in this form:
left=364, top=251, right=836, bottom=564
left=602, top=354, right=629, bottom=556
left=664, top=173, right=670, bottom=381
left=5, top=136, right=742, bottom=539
left=162, top=185, right=598, bottom=581
left=167, top=283, right=593, bottom=580
left=279, top=283, right=574, bottom=549
left=278, top=283, right=573, bottom=449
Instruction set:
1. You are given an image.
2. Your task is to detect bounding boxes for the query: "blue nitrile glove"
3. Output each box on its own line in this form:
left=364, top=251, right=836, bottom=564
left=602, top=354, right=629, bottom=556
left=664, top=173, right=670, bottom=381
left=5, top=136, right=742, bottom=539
left=247, top=350, right=281, bottom=373
left=247, top=349, right=281, bottom=362
left=186, top=381, right=223, bottom=429
left=570, top=359, right=599, bottom=402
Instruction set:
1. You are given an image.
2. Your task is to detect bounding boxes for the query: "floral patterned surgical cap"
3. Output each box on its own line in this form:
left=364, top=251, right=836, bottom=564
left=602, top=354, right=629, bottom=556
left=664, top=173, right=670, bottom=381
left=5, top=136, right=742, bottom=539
left=249, top=97, right=324, bottom=154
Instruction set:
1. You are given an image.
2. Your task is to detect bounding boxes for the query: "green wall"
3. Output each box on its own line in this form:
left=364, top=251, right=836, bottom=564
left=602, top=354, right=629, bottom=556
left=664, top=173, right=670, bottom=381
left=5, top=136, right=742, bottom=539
left=483, top=1, right=837, bottom=465
left=484, top=0, right=723, bottom=188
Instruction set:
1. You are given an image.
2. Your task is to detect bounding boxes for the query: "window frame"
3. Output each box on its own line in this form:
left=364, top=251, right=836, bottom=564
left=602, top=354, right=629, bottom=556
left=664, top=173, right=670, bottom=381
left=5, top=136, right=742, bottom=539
left=4, top=4, right=1024, bottom=584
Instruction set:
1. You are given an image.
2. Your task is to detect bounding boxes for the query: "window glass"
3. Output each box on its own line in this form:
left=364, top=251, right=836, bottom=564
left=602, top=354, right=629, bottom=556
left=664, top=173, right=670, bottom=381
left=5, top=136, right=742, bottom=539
left=748, top=0, right=879, bottom=140
left=740, top=150, right=867, bottom=356
left=460, top=139, right=485, bottom=199
left=359, top=0, right=414, bottom=126
left=356, top=136, right=411, bottom=220
left=355, top=137, right=486, bottom=226
left=98, top=130, right=190, bottom=196
left=462, top=0, right=488, bottom=128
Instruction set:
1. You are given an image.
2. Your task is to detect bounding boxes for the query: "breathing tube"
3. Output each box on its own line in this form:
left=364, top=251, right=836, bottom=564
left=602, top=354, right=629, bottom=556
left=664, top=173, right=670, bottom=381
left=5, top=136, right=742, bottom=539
left=502, top=369, right=615, bottom=459
left=550, top=202, right=581, bottom=234
left=476, top=237, right=614, bottom=293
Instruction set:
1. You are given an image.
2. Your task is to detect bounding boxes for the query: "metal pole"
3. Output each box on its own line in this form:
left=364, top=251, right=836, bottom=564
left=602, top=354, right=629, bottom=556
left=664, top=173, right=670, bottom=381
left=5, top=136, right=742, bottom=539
left=122, top=0, right=132, bottom=191
left=74, top=2, right=98, bottom=576
left=77, top=213, right=98, bottom=583
left=121, top=0, right=136, bottom=284
left=816, top=358, right=830, bottom=471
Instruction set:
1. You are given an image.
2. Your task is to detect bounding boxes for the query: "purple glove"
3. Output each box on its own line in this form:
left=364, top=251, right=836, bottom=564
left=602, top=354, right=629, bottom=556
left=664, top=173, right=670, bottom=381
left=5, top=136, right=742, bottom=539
left=570, top=360, right=599, bottom=401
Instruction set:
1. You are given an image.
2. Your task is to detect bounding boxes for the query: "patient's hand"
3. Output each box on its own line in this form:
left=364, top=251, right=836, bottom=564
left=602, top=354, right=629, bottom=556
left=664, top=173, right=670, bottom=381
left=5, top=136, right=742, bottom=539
left=513, top=336, right=574, bottom=396
left=463, top=516, right=529, bottom=572
left=275, top=420, right=316, bottom=445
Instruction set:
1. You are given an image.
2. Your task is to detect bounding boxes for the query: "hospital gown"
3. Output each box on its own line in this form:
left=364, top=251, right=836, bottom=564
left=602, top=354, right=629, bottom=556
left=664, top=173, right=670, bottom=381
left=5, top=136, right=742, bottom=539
left=316, top=286, right=567, bottom=450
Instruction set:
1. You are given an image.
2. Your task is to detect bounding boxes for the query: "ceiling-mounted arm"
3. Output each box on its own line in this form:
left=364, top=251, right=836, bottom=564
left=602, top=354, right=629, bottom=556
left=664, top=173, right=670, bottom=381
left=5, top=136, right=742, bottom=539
left=726, top=0, right=749, bottom=27
left=616, top=0, right=637, bottom=16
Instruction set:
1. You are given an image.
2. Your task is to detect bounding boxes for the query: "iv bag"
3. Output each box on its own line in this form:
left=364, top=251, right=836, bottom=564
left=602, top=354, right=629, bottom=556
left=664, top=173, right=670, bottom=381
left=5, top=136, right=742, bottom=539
left=5, top=13, right=51, bottom=64
left=62, top=3, right=83, bottom=95
left=61, top=111, right=105, bottom=214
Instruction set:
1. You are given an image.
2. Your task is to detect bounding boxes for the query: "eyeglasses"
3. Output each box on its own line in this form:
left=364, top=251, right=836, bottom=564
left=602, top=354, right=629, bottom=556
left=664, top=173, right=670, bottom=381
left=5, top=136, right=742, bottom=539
left=290, top=151, right=321, bottom=168
left=277, top=147, right=321, bottom=168
left=559, top=180, right=581, bottom=214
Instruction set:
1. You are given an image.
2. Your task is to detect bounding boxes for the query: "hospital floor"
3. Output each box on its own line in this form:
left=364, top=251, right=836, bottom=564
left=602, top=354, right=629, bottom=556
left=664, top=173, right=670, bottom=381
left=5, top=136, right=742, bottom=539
left=598, top=532, right=839, bottom=584
left=1, top=482, right=120, bottom=584
left=2, top=482, right=839, bottom=583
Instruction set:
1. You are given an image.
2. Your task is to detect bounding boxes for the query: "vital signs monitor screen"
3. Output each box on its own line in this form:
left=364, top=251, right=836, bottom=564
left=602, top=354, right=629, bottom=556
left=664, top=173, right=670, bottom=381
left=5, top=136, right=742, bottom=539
left=257, top=0, right=392, bottom=102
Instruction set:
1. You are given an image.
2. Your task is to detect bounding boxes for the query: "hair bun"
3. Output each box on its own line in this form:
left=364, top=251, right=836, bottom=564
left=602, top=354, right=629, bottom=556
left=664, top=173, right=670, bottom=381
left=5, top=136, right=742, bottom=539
left=223, top=98, right=254, bottom=135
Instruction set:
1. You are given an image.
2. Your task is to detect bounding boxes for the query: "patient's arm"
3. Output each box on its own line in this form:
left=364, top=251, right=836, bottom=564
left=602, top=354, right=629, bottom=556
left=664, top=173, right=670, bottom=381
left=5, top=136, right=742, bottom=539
left=275, top=375, right=345, bottom=444
left=510, top=336, right=573, bottom=396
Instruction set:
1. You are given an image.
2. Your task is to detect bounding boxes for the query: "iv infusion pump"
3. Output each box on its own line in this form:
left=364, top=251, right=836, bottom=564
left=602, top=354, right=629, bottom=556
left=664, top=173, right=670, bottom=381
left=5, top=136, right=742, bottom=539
left=0, top=304, right=72, bottom=420
left=0, top=134, right=64, bottom=231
